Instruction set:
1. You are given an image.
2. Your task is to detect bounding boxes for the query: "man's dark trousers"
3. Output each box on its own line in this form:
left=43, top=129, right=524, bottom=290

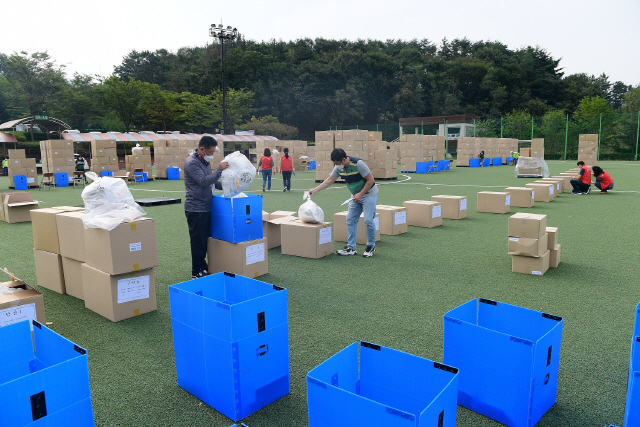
left=185, top=211, right=211, bottom=276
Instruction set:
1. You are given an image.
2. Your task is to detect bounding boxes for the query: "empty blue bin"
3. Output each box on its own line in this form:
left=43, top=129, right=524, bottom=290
left=469, top=158, right=480, bottom=168
left=13, top=174, right=28, bottom=190
left=100, top=170, right=113, bottom=177
left=492, top=157, right=502, bottom=166
left=167, top=167, right=180, bottom=180
left=55, top=172, right=69, bottom=187
left=483, top=158, right=491, bottom=167
left=438, top=160, right=450, bottom=171
left=0, top=320, right=94, bottom=426
left=309, top=161, right=316, bottom=170
left=142, top=172, right=148, bottom=182
left=169, top=272, right=289, bottom=422
left=416, top=162, right=428, bottom=174
left=624, top=302, right=640, bottom=426
left=211, top=194, right=263, bottom=243
left=443, top=298, right=563, bottom=427
left=307, top=341, right=459, bottom=426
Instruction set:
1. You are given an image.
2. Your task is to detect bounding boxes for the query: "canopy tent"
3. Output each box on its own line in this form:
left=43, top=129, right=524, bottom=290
left=0, top=132, right=18, bottom=143
left=0, top=116, right=71, bottom=134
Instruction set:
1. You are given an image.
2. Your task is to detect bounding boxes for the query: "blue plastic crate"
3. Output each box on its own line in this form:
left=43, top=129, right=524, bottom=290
left=169, top=272, right=289, bottom=422
left=143, top=172, right=148, bottom=182
left=307, top=341, right=459, bottom=426
left=483, top=158, right=491, bottom=167
left=211, top=194, right=263, bottom=243
left=54, top=172, right=69, bottom=187
left=13, top=174, right=28, bottom=190
left=443, top=298, right=563, bottom=427
left=469, top=158, right=480, bottom=168
left=0, top=320, right=94, bottom=426
left=99, top=170, right=113, bottom=177
left=309, top=161, right=316, bottom=170
left=438, top=160, right=450, bottom=171
left=492, top=157, right=502, bottom=166
left=167, top=167, right=180, bottom=180
left=507, top=156, right=514, bottom=164
left=624, top=302, right=640, bottom=426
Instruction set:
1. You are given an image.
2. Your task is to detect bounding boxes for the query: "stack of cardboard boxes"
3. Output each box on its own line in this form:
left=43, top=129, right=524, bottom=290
left=90, top=139, right=119, bottom=175
left=578, top=134, right=598, bottom=166
left=457, top=137, right=518, bottom=166
left=40, top=140, right=74, bottom=185
left=508, top=213, right=560, bottom=275
left=399, top=134, right=445, bottom=171
left=255, top=140, right=308, bottom=171
left=315, top=130, right=338, bottom=181
left=519, top=138, right=544, bottom=158
left=153, top=135, right=182, bottom=179
left=367, top=131, right=397, bottom=179
left=125, top=146, right=153, bottom=180
left=7, top=149, right=38, bottom=188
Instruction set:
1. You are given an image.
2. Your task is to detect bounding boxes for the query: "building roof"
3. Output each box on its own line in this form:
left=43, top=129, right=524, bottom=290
left=399, top=114, right=479, bottom=126
left=0, top=132, right=18, bottom=143
left=0, top=116, right=71, bottom=131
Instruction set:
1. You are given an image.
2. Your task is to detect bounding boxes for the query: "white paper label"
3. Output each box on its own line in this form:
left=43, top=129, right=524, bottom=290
left=432, top=205, right=442, bottom=218
left=0, top=303, right=37, bottom=330
left=549, top=186, right=554, bottom=195
left=130, top=242, right=142, bottom=252
left=505, top=195, right=511, bottom=206
left=509, top=237, right=519, bottom=242
left=318, top=227, right=332, bottom=245
left=117, top=276, right=150, bottom=303
left=374, top=217, right=380, bottom=231
left=27, top=177, right=35, bottom=184
left=531, top=190, right=535, bottom=199
left=246, top=243, right=265, bottom=265
left=460, top=199, right=467, bottom=211
left=394, top=211, right=407, bottom=225
left=531, top=270, right=542, bottom=276
left=556, top=183, right=560, bottom=191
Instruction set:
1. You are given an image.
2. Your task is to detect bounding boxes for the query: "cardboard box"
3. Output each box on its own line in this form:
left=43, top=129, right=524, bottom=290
left=31, top=207, right=83, bottom=254
left=520, top=148, right=531, bottom=157
left=333, top=212, right=380, bottom=244
left=546, top=227, right=558, bottom=250
left=8, top=149, right=26, bottom=159
left=403, top=200, right=442, bottom=228
left=508, top=212, right=547, bottom=239
left=508, top=234, right=549, bottom=257
left=512, top=250, right=550, bottom=275
left=549, top=244, right=561, bottom=268
left=0, top=192, right=39, bottom=223
left=525, top=184, right=554, bottom=202
left=0, top=270, right=46, bottom=327
left=84, top=217, right=159, bottom=275
left=376, top=205, right=408, bottom=235
left=82, top=264, right=157, bottom=322
left=504, top=187, right=534, bottom=208
left=33, top=249, right=66, bottom=294
left=56, top=211, right=87, bottom=262
left=263, top=215, right=297, bottom=249
left=539, top=178, right=564, bottom=194
left=534, top=181, right=558, bottom=198
left=207, top=237, right=268, bottom=277
left=579, top=134, right=598, bottom=142
left=477, top=192, right=511, bottom=214
left=431, top=195, right=467, bottom=219
left=551, top=176, right=571, bottom=190
left=281, top=220, right=333, bottom=259
left=61, top=257, right=84, bottom=300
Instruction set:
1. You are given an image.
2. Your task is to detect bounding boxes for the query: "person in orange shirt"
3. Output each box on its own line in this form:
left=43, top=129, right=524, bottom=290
left=279, top=147, right=294, bottom=192
left=570, top=161, right=592, bottom=195
left=591, top=166, right=614, bottom=193
left=256, top=148, right=275, bottom=192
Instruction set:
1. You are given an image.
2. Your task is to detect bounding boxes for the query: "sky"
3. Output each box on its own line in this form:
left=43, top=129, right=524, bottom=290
left=3, top=0, right=639, bottom=86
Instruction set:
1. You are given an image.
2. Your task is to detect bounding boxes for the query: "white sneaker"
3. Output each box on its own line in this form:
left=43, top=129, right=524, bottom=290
left=337, top=246, right=357, bottom=256
left=363, top=245, right=376, bottom=258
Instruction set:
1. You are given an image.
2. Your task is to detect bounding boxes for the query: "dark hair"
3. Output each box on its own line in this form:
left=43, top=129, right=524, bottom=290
left=283, top=147, right=289, bottom=159
left=330, top=148, right=347, bottom=162
left=199, top=135, right=217, bottom=149
left=592, top=166, right=603, bottom=176
left=264, top=148, right=271, bottom=157
left=577, top=161, right=585, bottom=166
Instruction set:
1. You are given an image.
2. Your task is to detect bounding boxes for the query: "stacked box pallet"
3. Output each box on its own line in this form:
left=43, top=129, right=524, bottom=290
left=578, top=134, right=598, bottom=166
left=497, top=138, right=519, bottom=163
left=399, top=134, right=423, bottom=171
left=90, top=139, right=119, bottom=175
left=315, top=130, right=336, bottom=181
left=336, top=130, right=369, bottom=168
left=531, top=138, right=545, bottom=158
left=508, top=212, right=550, bottom=275
left=424, top=135, right=446, bottom=162
left=8, top=148, right=39, bottom=188
left=366, top=131, right=396, bottom=179
left=153, top=137, right=181, bottom=179
left=456, top=137, right=474, bottom=166
left=125, top=149, right=153, bottom=180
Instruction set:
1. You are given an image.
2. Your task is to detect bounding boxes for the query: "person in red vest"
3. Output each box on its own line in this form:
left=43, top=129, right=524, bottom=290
left=279, top=147, right=294, bottom=192
left=570, top=161, right=592, bottom=195
left=591, top=166, right=614, bottom=193
left=256, top=148, right=275, bottom=192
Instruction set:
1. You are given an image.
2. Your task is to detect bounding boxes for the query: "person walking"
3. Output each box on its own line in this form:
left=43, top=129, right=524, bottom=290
left=591, top=166, right=614, bottom=193
left=570, top=161, right=592, bottom=195
left=309, top=148, right=378, bottom=258
left=184, top=135, right=229, bottom=279
left=280, top=147, right=294, bottom=192
left=257, top=148, right=274, bottom=192
left=75, top=155, right=87, bottom=183
left=479, top=150, right=485, bottom=167
left=2, top=158, right=7, bottom=176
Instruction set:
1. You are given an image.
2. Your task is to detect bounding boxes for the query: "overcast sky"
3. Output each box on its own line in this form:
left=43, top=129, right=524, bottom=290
left=4, top=0, right=639, bottom=87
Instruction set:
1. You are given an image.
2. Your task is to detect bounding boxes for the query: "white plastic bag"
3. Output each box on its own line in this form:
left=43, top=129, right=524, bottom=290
left=220, top=151, right=256, bottom=198
left=298, top=191, right=324, bottom=223
left=81, top=172, right=146, bottom=230
left=131, top=143, right=143, bottom=154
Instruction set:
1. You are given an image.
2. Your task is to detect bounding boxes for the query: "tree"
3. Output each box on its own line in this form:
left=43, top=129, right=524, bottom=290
left=54, top=73, right=103, bottom=131
left=236, top=115, right=299, bottom=139
left=327, top=84, right=364, bottom=126
left=211, top=88, right=254, bottom=132
left=622, top=86, right=640, bottom=112
left=102, top=76, right=149, bottom=132
left=179, top=92, right=218, bottom=133
left=577, top=96, right=611, bottom=115
left=142, top=86, right=181, bottom=131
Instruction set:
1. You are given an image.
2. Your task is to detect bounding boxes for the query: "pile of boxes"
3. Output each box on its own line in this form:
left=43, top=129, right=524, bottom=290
left=125, top=146, right=153, bottom=180
left=508, top=212, right=561, bottom=275
left=31, top=207, right=159, bottom=321
left=7, top=148, right=38, bottom=188
left=520, top=138, right=545, bottom=158
left=40, top=140, right=74, bottom=186
left=367, top=131, right=397, bottom=179
left=399, top=134, right=445, bottom=171
left=0, top=191, right=39, bottom=223
left=255, top=140, right=309, bottom=172
left=263, top=210, right=297, bottom=249
left=90, top=139, right=119, bottom=175
left=457, top=137, right=518, bottom=167
left=578, top=134, right=598, bottom=166
left=153, top=135, right=182, bottom=179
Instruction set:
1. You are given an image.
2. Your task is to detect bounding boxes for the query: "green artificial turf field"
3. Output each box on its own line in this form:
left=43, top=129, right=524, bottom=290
left=0, top=160, right=638, bottom=426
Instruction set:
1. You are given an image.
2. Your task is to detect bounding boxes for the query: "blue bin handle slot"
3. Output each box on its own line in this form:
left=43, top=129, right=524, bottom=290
left=256, top=344, right=268, bottom=356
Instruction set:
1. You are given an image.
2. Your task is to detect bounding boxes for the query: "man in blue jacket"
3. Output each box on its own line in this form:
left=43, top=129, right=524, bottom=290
left=184, top=135, right=228, bottom=278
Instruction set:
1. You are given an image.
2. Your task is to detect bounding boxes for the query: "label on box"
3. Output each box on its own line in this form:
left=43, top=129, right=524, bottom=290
left=246, top=243, right=265, bottom=265
left=532, top=270, right=542, bottom=276
left=394, top=211, right=407, bottom=225
left=319, top=227, right=332, bottom=245
left=27, top=177, right=35, bottom=183
left=531, top=191, right=535, bottom=199
left=505, top=195, right=511, bottom=206
left=374, top=217, right=380, bottom=231
left=432, top=205, right=442, bottom=218
left=509, top=237, right=519, bottom=242
left=130, top=242, right=142, bottom=252
left=0, top=303, right=37, bottom=331
left=460, top=199, right=467, bottom=210
left=549, top=186, right=553, bottom=195
left=117, top=276, right=150, bottom=303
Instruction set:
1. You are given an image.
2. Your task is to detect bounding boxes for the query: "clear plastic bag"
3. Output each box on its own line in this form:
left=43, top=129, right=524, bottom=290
left=220, top=151, right=256, bottom=198
left=81, top=172, right=146, bottom=230
left=298, top=191, right=324, bottom=223
left=514, top=157, right=550, bottom=178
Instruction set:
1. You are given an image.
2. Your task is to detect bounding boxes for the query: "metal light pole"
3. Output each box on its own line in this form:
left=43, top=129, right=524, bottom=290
left=209, top=23, right=238, bottom=135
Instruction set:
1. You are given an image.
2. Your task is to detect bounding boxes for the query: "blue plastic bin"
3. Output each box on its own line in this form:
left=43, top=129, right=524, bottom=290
left=483, top=158, right=491, bottom=167
left=443, top=298, right=563, bottom=427
left=492, top=157, right=502, bottom=166
left=169, top=272, right=289, bottom=422
left=13, top=174, right=28, bottom=190
left=307, top=341, right=459, bottom=426
left=211, top=194, right=263, bottom=243
left=416, top=162, right=428, bottom=174
left=143, top=172, right=148, bottom=182
left=167, top=167, right=180, bottom=180
left=507, top=156, right=514, bottom=164
left=0, top=320, right=94, bottom=426
left=309, top=161, right=316, bottom=170
left=99, top=170, right=113, bottom=177
left=438, top=160, right=450, bottom=171
left=469, top=158, right=480, bottom=168
left=54, top=172, right=69, bottom=187
left=624, top=302, right=640, bottom=426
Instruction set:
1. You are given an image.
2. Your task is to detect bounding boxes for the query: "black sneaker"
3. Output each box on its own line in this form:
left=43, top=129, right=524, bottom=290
left=336, top=246, right=357, bottom=256
left=585, top=186, right=591, bottom=194
left=283, top=188, right=287, bottom=192
left=572, top=191, right=581, bottom=195
left=191, top=269, right=210, bottom=279
left=363, top=245, right=376, bottom=258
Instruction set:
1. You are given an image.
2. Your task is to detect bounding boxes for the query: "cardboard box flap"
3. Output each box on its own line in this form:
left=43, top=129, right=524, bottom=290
left=6, top=201, right=39, bottom=208
left=267, top=216, right=297, bottom=225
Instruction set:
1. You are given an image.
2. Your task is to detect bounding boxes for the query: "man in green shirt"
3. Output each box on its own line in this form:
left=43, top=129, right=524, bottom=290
left=511, top=151, right=519, bottom=165
left=309, top=148, right=378, bottom=258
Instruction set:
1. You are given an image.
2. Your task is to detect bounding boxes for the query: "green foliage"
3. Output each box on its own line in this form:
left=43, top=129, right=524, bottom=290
left=211, top=87, right=254, bottom=131
left=236, top=115, right=299, bottom=139
left=577, top=96, right=612, bottom=115
left=52, top=73, right=103, bottom=131
left=179, top=92, right=217, bottom=133
left=623, top=86, right=640, bottom=113
left=142, top=86, right=181, bottom=131
left=102, top=76, right=150, bottom=132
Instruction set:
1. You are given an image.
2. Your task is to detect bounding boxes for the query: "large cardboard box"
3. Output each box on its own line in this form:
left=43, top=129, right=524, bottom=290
left=403, top=200, right=442, bottom=228
left=520, top=147, right=531, bottom=157
left=512, top=250, right=550, bottom=275
left=546, top=227, right=558, bottom=250
left=56, top=211, right=87, bottom=262
left=508, top=212, right=547, bottom=239
left=281, top=220, right=333, bottom=259
left=508, top=234, right=549, bottom=257
left=504, top=187, right=534, bottom=208
left=262, top=215, right=297, bottom=249
left=431, top=195, right=467, bottom=219
left=579, top=134, right=598, bottom=142
left=333, top=212, right=381, bottom=244
left=0, top=192, right=38, bottom=223
left=31, top=207, right=83, bottom=254
left=61, top=257, right=84, bottom=300
left=551, top=175, right=571, bottom=190
left=549, top=244, right=561, bottom=268
left=33, top=249, right=66, bottom=294
left=539, top=178, right=564, bottom=194
left=534, top=181, right=558, bottom=198
left=477, top=192, right=511, bottom=214
left=0, top=271, right=46, bottom=327
left=82, top=264, right=157, bottom=322
left=376, top=205, right=408, bottom=235
left=525, top=183, right=554, bottom=202
left=207, top=237, right=268, bottom=278
left=84, top=217, right=159, bottom=275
